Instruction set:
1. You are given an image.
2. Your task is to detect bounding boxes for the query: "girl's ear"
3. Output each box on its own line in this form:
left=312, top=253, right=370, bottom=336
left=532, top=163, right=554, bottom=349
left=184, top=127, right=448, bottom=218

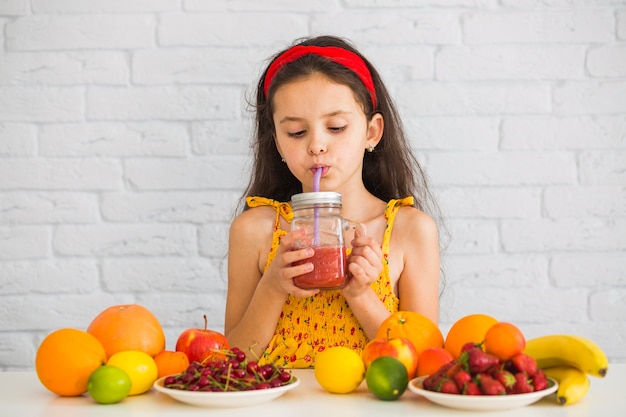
left=366, top=112, right=384, bottom=147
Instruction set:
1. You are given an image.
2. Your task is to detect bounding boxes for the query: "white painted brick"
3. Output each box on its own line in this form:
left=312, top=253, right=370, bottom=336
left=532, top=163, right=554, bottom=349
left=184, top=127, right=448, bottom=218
left=436, top=45, right=586, bottom=80
left=0, top=52, right=128, bottom=86
left=345, top=0, right=494, bottom=6
left=191, top=120, right=253, bottom=156
left=463, top=10, right=614, bottom=44
left=39, top=122, right=187, bottom=157
left=501, top=219, right=626, bottom=252
left=0, top=159, right=122, bottom=190
left=124, top=157, right=248, bottom=190
left=103, top=258, right=223, bottom=293
left=31, top=0, right=180, bottom=13
left=158, top=13, right=308, bottom=47
left=0, top=226, right=49, bottom=260
left=501, top=116, right=626, bottom=150
left=404, top=117, right=499, bottom=151
left=579, top=151, right=626, bottom=185
left=311, top=11, right=461, bottom=45
left=133, top=48, right=258, bottom=84
left=587, top=45, right=626, bottom=78
left=0, top=0, right=26, bottom=15
left=590, top=289, right=626, bottom=321
left=86, top=86, right=240, bottom=121
left=0, top=260, right=99, bottom=295
left=360, top=45, right=433, bottom=81
left=199, top=222, right=231, bottom=258
left=53, top=224, right=197, bottom=256
left=0, top=123, right=36, bottom=156
left=444, top=254, right=549, bottom=288
left=395, top=82, right=550, bottom=116
left=0, top=87, right=84, bottom=122
left=554, top=81, right=626, bottom=114
left=138, top=292, right=227, bottom=334
left=101, top=191, right=239, bottom=223
left=0, top=294, right=134, bottom=331
left=5, top=15, right=155, bottom=51
left=185, top=0, right=339, bottom=12
left=545, top=186, right=626, bottom=218
left=426, top=152, right=577, bottom=186
left=618, top=9, right=626, bottom=40
left=443, top=219, right=499, bottom=254
left=438, top=186, right=542, bottom=218
left=551, top=253, right=626, bottom=287
left=0, top=333, right=38, bottom=370
left=443, top=287, right=588, bottom=323
left=0, top=192, right=99, bottom=224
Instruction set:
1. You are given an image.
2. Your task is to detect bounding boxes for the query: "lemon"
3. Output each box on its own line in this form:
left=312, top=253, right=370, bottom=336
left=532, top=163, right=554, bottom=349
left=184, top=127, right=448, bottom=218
left=366, top=356, right=409, bottom=400
left=107, top=350, right=158, bottom=395
left=87, top=365, right=131, bottom=404
left=314, top=346, right=365, bottom=394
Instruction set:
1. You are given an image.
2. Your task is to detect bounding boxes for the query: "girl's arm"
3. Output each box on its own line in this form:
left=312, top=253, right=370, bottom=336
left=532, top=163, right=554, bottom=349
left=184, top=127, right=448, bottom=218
left=342, top=208, right=440, bottom=338
left=224, top=209, right=318, bottom=358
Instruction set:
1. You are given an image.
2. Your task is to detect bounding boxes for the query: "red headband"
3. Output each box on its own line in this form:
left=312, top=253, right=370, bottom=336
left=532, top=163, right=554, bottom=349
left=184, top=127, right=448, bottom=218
left=263, top=45, right=377, bottom=110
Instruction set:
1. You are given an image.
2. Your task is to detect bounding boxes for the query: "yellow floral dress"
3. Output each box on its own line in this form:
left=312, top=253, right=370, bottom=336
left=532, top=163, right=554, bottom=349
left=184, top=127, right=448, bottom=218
left=246, top=196, right=414, bottom=368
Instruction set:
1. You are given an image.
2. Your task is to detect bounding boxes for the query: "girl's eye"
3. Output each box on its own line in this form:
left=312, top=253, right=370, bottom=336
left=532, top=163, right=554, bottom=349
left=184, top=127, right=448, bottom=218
left=329, top=126, right=347, bottom=133
left=288, top=130, right=306, bottom=138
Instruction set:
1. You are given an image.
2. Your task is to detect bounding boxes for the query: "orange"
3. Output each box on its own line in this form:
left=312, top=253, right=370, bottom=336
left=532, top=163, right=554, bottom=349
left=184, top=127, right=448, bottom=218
left=444, top=313, right=498, bottom=359
left=376, top=311, right=444, bottom=357
left=87, top=304, right=165, bottom=358
left=35, top=328, right=107, bottom=396
left=416, top=347, right=454, bottom=377
left=154, top=350, right=190, bottom=378
left=483, top=322, right=526, bottom=361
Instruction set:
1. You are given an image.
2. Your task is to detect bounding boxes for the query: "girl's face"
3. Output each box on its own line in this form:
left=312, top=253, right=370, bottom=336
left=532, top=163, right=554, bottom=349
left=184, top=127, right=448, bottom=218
left=272, top=73, right=383, bottom=194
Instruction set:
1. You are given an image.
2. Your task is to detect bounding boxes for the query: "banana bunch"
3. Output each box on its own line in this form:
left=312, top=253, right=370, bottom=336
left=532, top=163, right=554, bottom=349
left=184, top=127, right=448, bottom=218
left=524, top=334, right=609, bottom=405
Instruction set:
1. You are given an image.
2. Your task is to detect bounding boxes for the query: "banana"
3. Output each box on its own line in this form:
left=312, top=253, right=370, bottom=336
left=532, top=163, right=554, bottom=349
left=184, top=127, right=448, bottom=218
left=543, top=366, right=590, bottom=405
left=524, top=334, right=609, bottom=378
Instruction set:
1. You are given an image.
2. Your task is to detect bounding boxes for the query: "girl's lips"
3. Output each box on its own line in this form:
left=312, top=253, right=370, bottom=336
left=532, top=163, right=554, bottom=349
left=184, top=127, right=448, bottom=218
left=312, top=166, right=329, bottom=176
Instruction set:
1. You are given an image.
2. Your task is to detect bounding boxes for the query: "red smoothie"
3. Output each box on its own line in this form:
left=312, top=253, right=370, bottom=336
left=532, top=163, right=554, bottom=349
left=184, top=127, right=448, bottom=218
left=293, top=246, right=348, bottom=290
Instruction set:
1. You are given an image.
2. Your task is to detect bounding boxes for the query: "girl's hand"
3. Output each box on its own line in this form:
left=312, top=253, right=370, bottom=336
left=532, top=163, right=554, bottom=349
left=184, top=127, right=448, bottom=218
left=343, top=224, right=383, bottom=298
left=263, top=228, right=320, bottom=298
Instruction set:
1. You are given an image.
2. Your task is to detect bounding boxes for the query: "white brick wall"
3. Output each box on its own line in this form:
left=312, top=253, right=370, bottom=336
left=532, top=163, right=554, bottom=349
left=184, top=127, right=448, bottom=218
left=0, top=0, right=624, bottom=370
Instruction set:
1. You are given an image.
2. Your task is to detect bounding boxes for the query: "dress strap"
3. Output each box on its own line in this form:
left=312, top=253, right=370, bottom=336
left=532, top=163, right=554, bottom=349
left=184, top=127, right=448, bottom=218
left=382, top=196, right=415, bottom=255
left=246, top=196, right=293, bottom=272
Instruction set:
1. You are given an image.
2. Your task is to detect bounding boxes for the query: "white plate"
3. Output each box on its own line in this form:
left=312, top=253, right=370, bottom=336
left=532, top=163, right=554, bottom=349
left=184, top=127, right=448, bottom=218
left=408, top=376, right=558, bottom=411
left=153, top=376, right=299, bottom=408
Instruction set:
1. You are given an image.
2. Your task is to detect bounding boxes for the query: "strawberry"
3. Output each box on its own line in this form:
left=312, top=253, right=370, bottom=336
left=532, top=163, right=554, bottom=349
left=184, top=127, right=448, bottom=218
left=423, top=361, right=455, bottom=391
left=477, top=373, right=506, bottom=395
left=440, top=379, right=460, bottom=394
left=491, top=368, right=516, bottom=392
left=508, top=353, right=537, bottom=376
left=531, top=368, right=548, bottom=391
left=452, top=369, right=472, bottom=391
left=464, top=347, right=501, bottom=374
left=510, top=372, right=534, bottom=394
left=463, top=381, right=482, bottom=395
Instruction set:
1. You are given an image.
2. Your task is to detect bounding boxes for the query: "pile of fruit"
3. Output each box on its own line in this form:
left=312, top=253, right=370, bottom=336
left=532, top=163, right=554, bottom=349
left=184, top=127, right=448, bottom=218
left=34, top=305, right=609, bottom=408
left=312, top=311, right=609, bottom=407
left=35, top=304, right=231, bottom=404
left=162, top=347, right=294, bottom=392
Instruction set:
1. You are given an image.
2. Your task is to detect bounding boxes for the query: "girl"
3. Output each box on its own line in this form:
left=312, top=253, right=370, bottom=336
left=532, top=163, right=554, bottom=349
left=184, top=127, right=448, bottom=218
left=225, top=35, right=441, bottom=367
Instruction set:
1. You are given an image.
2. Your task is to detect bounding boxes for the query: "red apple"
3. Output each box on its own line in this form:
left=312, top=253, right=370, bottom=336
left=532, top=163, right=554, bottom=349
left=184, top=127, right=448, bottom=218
left=362, top=334, right=419, bottom=378
left=175, top=315, right=230, bottom=364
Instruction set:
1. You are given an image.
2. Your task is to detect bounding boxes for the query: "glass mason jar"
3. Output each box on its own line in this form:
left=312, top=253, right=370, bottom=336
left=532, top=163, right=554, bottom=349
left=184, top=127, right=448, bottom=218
left=290, top=191, right=357, bottom=290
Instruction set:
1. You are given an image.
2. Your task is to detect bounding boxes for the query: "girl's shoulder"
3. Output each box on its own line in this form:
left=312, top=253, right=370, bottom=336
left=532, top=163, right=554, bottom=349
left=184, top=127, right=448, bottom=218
left=394, top=205, right=438, bottom=241
left=230, top=204, right=280, bottom=238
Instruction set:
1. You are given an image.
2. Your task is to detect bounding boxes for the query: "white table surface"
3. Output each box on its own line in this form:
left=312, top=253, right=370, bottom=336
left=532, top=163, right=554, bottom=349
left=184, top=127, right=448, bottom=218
left=2, top=364, right=625, bottom=416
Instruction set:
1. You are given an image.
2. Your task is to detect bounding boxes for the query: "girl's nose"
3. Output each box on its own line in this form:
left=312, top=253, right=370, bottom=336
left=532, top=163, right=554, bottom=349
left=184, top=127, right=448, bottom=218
left=308, top=139, right=327, bottom=155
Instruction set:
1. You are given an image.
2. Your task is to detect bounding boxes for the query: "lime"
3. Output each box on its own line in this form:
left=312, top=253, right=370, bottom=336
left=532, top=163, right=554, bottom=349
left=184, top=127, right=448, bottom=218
left=87, top=365, right=131, bottom=404
left=366, top=356, right=409, bottom=400
left=107, top=350, right=158, bottom=395
left=314, top=346, right=365, bottom=394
